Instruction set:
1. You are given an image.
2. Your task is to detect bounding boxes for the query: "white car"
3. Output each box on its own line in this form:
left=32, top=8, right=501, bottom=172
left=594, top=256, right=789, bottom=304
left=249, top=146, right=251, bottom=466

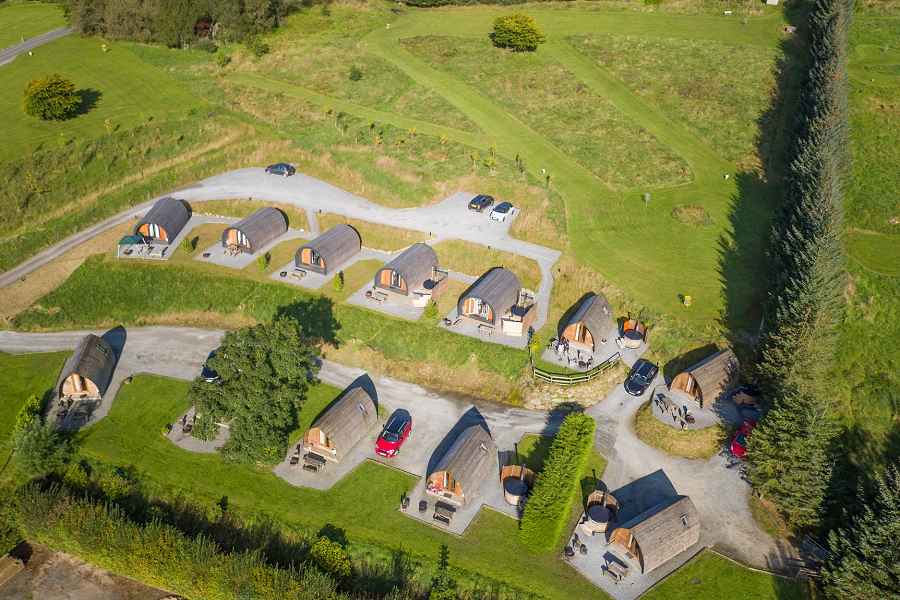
left=489, top=201, right=514, bottom=222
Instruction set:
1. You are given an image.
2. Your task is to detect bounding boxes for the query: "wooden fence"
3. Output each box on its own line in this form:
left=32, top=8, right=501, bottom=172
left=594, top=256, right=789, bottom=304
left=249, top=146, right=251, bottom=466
left=531, top=352, right=621, bottom=385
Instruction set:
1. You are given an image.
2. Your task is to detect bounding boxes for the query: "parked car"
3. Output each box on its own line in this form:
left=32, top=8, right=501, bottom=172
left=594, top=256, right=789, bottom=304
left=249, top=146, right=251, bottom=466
left=265, top=162, right=296, bottom=177
left=490, top=201, right=514, bottom=222
left=201, top=350, right=220, bottom=383
left=623, top=359, right=659, bottom=396
left=730, top=420, right=757, bottom=459
left=468, top=194, right=494, bottom=212
left=375, top=409, right=412, bottom=457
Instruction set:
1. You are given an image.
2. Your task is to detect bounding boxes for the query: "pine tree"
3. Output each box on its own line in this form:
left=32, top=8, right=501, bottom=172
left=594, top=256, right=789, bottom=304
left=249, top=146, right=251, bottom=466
left=822, top=465, right=900, bottom=599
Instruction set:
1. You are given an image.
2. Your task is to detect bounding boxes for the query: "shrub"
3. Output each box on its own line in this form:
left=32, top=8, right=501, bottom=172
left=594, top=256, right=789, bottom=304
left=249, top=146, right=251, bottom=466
left=423, top=300, right=439, bottom=321
left=180, top=235, right=198, bottom=254
left=310, top=536, right=352, bottom=579
left=257, top=252, right=271, bottom=272
left=193, top=38, right=217, bottom=53
left=348, top=65, right=363, bottom=81
left=14, top=394, right=43, bottom=435
left=332, top=271, right=345, bottom=292
left=245, top=35, right=270, bottom=58
left=216, top=52, right=232, bottom=68
left=518, top=412, right=595, bottom=551
left=23, top=74, right=80, bottom=120
left=14, top=420, right=72, bottom=477
left=490, top=14, right=546, bottom=52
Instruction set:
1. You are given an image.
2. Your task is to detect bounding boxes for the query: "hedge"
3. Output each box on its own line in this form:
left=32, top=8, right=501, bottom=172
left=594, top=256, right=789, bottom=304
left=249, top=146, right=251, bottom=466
left=405, top=0, right=571, bottom=6
left=13, top=484, right=349, bottom=600
left=518, top=413, right=595, bottom=551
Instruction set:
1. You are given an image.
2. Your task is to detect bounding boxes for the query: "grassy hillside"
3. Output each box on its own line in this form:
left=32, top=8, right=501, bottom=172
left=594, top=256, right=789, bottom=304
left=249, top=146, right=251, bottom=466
left=0, top=2, right=66, bottom=48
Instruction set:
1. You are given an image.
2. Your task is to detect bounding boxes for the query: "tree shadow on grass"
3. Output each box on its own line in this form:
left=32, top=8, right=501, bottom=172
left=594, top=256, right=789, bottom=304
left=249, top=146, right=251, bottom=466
left=75, top=88, right=102, bottom=116
left=276, top=296, right=341, bottom=347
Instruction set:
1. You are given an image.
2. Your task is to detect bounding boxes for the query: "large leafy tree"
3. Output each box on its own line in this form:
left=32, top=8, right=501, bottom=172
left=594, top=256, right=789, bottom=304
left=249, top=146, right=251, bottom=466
left=191, top=317, right=320, bottom=464
left=822, top=465, right=900, bottom=599
left=23, top=74, right=80, bottom=121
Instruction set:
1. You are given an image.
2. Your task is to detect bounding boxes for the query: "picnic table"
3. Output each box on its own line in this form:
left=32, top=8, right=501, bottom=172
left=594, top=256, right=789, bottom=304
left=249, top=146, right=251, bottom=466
left=302, top=452, right=327, bottom=473
left=605, top=561, right=629, bottom=583
left=433, top=502, right=456, bottom=525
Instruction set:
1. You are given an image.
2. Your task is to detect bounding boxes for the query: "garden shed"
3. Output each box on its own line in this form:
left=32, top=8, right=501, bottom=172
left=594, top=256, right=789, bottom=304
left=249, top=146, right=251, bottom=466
left=670, top=348, right=740, bottom=407
left=426, top=424, right=496, bottom=506
left=57, top=334, right=115, bottom=401
left=134, top=197, right=192, bottom=243
left=609, top=496, right=700, bottom=574
left=374, top=243, right=438, bottom=296
left=558, top=293, right=614, bottom=352
left=221, top=207, right=288, bottom=254
left=302, top=387, right=377, bottom=463
left=457, top=267, right=521, bottom=326
left=295, top=224, right=361, bottom=274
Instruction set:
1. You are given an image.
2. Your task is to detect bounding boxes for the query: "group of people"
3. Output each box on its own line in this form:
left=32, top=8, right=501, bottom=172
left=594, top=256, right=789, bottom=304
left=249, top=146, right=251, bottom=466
left=552, top=337, right=595, bottom=369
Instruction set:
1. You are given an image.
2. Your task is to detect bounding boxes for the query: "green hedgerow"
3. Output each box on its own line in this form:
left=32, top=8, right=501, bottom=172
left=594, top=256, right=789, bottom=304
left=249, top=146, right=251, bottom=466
left=490, top=14, right=546, bottom=53
left=23, top=74, right=81, bottom=120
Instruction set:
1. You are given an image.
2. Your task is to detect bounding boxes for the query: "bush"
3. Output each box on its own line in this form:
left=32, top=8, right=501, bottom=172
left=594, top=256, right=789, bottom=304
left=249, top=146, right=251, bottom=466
left=348, top=65, right=363, bottom=81
left=14, top=394, right=43, bottom=435
left=216, top=52, right=232, bottom=68
left=423, top=300, right=439, bottom=321
left=193, top=38, right=218, bottom=53
left=257, top=252, right=271, bottom=272
left=14, top=420, right=71, bottom=477
left=23, top=74, right=81, bottom=120
left=180, top=235, right=198, bottom=254
left=310, top=536, right=352, bottom=579
left=490, top=14, right=546, bottom=52
left=245, top=35, right=270, bottom=58
left=191, top=410, right=220, bottom=441
left=332, top=271, right=345, bottom=292
left=518, top=413, right=595, bottom=551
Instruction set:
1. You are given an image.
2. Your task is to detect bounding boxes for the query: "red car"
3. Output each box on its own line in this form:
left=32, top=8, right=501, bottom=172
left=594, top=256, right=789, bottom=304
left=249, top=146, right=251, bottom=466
left=730, top=420, right=757, bottom=459
left=375, top=409, right=412, bottom=458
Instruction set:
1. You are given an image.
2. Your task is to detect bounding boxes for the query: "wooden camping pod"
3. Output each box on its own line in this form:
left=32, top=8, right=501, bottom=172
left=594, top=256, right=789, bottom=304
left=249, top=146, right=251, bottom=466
left=221, top=207, right=288, bottom=253
left=373, top=243, right=438, bottom=296
left=427, top=424, right=496, bottom=506
left=134, top=197, right=191, bottom=243
left=57, top=334, right=116, bottom=400
left=558, top=293, right=614, bottom=352
left=609, top=496, right=700, bottom=573
left=295, top=224, right=361, bottom=274
left=302, top=387, right=377, bottom=463
left=670, top=348, right=740, bottom=406
left=457, top=267, right=521, bottom=326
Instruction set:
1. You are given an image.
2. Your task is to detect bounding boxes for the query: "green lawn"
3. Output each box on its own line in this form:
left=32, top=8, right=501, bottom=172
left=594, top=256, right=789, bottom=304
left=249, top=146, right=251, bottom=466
left=0, top=2, right=66, bottom=48
left=77, top=373, right=606, bottom=599
left=643, top=550, right=806, bottom=600
left=287, top=381, right=343, bottom=445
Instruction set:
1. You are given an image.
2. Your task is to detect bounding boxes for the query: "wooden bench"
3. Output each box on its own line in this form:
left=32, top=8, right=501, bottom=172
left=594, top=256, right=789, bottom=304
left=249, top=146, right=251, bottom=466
left=302, top=452, right=327, bottom=472
left=477, top=324, right=494, bottom=336
left=605, top=561, right=629, bottom=583
left=433, top=502, right=456, bottom=525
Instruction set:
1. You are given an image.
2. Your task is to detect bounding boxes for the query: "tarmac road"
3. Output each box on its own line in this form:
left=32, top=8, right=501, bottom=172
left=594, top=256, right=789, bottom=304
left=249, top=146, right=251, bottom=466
left=0, top=27, right=73, bottom=67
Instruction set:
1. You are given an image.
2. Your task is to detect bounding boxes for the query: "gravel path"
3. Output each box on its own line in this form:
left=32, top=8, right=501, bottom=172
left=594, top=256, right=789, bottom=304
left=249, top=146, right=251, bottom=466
left=0, top=27, right=73, bottom=66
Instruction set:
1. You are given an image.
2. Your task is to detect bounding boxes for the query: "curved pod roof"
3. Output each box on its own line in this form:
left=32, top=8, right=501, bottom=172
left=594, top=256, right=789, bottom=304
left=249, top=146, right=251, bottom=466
left=56, top=334, right=116, bottom=399
left=671, top=348, right=740, bottom=406
left=558, top=293, right=614, bottom=349
left=221, top=207, right=288, bottom=253
left=135, top=197, right=192, bottom=243
left=374, top=243, right=438, bottom=295
left=612, top=496, right=700, bottom=573
left=295, top=224, right=361, bottom=274
left=457, top=267, right=521, bottom=325
left=429, top=424, right=496, bottom=505
left=305, top=387, right=377, bottom=462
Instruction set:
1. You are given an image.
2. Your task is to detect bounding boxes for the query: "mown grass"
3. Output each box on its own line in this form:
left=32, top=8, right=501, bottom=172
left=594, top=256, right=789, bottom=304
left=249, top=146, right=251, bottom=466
left=0, top=2, right=66, bottom=48
left=643, top=549, right=805, bottom=600
left=76, top=373, right=607, bottom=600
left=432, top=239, right=541, bottom=290
left=401, top=34, right=690, bottom=191
left=568, top=33, right=781, bottom=168
left=192, top=199, right=310, bottom=232
left=286, top=381, right=343, bottom=445
left=633, top=402, right=725, bottom=460
left=321, top=259, right=384, bottom=303
left=317, top=213, right=430, bottom=251
left=15, top=257, right=529, bottom=399
left=0, top=35, right=202, bottom=160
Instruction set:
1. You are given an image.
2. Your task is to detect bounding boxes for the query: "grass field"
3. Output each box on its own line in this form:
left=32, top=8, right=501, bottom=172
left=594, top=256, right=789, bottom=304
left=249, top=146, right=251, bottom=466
left=192, top=199, right=310, bottom=232
left=432, top=239, right=541, bottom=290
left=0, top=2, right=66, bottom=48
left=633, top=402, right=726, bottom=460
left=76, top=373, right=608, bottom=600
left=643, top=549, right=805, bottom=600
left=318, top=213, right=430, bottom=251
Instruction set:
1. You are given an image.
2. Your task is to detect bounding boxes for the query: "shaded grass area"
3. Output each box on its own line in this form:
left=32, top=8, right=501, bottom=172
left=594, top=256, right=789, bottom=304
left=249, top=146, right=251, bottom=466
left=318, top=213, right=430, bottom=251
left=0, top=2, right=66, bottom=48
left=192, top=199, right=310, bottom=232
left=15, top=257, right=529, bottom=398
left=287, top=381, right=343, bottom=445
left=643, top=549, right=806, bottom=600
left=568, top=33, right=780, bottom=168
left=401, top=34, right=689, bottom=190
left=432, top=239, right=541, bottom=290
left=632, top=402, right=725, bottom=460
left=77, top=374, right=607, bottom=600
left=0, top=35, right=202, bottom=160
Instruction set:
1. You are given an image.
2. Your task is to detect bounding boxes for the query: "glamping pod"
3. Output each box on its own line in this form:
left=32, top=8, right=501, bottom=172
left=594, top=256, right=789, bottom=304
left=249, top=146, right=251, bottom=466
left=374, top=243, right=438, bottom=296
left=221, top=207, right=288, bottom=254
left=670, top=348, right=740, bottom=407
left=295, top=224, right=361, bottom=274
left=57, top=334, right=116, bottom=401
left=427, top=424, right=496, bottom=506
left=302, top=387, right=377, bottom=463
left=558, top=293, right=614, bottom=352
left=458, top=267, right=521, bottom=326
left=134, top=197, right=192, bottom=243
left=609, top=496, right=700, bottom=573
